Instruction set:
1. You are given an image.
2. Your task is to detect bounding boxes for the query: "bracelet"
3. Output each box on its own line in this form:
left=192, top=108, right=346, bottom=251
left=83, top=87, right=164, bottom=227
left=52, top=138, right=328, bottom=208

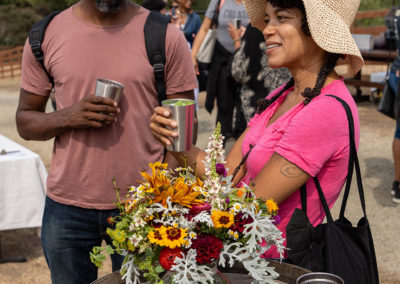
left=234, top=39, right=240, bottom=43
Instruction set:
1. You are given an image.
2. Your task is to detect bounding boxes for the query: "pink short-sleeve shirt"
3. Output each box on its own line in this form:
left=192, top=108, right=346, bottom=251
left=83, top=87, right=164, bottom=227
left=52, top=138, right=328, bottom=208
left=242, top=79, right=360, bottom=258
left=21, top=6, right=197, bottom=209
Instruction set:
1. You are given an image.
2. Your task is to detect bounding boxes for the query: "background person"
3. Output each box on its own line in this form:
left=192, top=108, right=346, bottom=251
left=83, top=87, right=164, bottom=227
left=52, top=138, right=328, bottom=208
left=171, top=0, right=201, bottom=48
left=150, top=0, right=363, bottom=258
left=170, top=0, right=202, bottom=109
left=191, top=0, right=249, bottom=142
left=389, top=9, right=400, bottom=203
left=228, top=22, right=291, bottom=136
left=16, top=0, right=197, bottom=283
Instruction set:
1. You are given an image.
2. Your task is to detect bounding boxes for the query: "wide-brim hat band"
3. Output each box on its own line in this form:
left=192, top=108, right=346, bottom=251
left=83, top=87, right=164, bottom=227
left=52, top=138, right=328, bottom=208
left=243, top=0, right=364, bottom=74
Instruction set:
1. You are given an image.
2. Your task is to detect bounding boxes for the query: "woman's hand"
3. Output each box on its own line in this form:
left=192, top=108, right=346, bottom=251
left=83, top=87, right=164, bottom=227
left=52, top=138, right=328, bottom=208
left=150, top=106, right=178, bottom=147
left=228, top=22, right=245, bottom=50
left=228, top=22, right=242, bottom=42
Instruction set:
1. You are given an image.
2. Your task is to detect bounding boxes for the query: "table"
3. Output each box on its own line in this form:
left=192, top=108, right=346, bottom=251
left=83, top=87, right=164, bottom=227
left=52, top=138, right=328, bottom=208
left=92, top=260, right=311, bottom=284
left=361, top=49, right=397, bottom=62
left=0, top=134, right=47, bottom=263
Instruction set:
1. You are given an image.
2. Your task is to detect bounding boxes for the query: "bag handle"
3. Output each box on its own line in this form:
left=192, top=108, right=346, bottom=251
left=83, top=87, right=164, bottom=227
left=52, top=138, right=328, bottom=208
left=326, top=95, right=367, bottom=218
left=211, top=0, right=223, bottom=28
left=299, top=95, right=367, bottom=222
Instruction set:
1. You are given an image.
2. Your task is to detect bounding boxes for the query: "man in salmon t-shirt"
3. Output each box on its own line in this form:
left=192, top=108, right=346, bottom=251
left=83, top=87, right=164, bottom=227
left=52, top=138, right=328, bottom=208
left=16, top=0, right=197, bottom=283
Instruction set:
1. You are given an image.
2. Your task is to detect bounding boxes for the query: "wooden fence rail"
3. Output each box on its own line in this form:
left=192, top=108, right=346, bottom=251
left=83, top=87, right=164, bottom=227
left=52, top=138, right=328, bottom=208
left=0, top=46, right=24, bottom=79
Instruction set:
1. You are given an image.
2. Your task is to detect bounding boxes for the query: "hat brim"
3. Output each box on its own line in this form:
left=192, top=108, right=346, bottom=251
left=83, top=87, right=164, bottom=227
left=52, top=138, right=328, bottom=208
left=243, top=0, right=364, bottom=74
left=303, top=0, right=363, bottom=74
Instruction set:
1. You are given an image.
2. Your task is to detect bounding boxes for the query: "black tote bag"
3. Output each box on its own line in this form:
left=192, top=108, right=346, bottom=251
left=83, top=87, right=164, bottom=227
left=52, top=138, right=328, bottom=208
left=286, top=95, right=379, bottom=284
left=377, top=78, right=396, bottom=119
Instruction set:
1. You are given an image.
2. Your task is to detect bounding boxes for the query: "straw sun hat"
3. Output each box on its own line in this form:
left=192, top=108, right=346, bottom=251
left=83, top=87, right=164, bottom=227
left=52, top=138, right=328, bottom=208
left=243, top=0, right=364, bottom=74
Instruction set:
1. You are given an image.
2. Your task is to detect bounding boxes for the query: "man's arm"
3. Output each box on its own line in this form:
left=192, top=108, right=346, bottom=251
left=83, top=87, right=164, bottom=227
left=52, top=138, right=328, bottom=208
left=16, top=88, right=119, bottom=141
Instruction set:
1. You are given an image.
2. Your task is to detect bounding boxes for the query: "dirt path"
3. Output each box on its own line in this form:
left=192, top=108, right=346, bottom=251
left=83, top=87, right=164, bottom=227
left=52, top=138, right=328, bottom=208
left=0, top=76, right=399, bottom=283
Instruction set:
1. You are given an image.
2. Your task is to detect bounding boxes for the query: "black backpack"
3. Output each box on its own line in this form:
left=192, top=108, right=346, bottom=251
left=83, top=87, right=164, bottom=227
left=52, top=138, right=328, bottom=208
left=28, top=10, right=169, bottom=105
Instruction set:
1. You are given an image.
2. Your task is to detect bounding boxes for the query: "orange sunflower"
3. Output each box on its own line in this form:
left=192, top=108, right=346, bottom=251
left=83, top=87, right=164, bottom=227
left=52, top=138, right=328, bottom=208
left=140, top=162, right=171, bottom=194
left=169, top=177, right=203, bottom=208
left=152, top=176, right=203, bottom=208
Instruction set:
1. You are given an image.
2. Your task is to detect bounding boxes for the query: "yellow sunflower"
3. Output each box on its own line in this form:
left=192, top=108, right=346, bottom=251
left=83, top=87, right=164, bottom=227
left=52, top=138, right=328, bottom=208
left=159, top=226, right=188, bottom=249
left=211, top=210, right=234, bottom=229
left=147, top=228, right=165, bottom=246
left=265, top=199, right=279, bottom=214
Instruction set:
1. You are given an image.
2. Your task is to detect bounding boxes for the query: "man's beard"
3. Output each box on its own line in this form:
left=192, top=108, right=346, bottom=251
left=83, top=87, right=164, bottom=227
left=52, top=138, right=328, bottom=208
left=95, top=0, right=122, bottom=13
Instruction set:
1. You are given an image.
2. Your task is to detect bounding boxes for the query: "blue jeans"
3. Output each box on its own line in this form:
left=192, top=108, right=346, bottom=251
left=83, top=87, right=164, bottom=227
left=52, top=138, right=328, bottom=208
left=41, top=196, right=124, bottom=284
left=389, top=70, right=400, bottom=139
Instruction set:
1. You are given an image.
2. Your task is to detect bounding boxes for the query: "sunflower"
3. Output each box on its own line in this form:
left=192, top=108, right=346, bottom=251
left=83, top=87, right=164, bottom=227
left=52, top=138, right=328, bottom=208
left=265, top=199, right=279, bottom=214
left=169, top=177, right=203, bottom=208
left=147, top=228, right=164, bottom=246
left=211, top=210, right=234, bottom=229
left=153, top=185, right=175, bottom=207
left=159, top=226, right=188, bottom=249
left=140, top=162, right=171, bottom=193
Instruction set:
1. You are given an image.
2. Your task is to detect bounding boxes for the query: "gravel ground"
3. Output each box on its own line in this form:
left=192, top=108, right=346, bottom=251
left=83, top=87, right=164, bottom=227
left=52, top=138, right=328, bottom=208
left=0, top=75, right=399, bottom=283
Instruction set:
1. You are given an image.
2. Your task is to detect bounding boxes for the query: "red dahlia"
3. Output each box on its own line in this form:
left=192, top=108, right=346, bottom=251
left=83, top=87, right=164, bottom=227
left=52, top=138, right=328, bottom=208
left=191, top=234, right=223, bottom=264
left=159, top=247, right=184, bottom=270
left=231, top=212, right=253, bottom=233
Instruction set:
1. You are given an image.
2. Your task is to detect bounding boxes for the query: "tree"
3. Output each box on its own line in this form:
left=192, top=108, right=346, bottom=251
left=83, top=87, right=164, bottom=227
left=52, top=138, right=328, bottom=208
left=0, top=5, right=40, bottom=46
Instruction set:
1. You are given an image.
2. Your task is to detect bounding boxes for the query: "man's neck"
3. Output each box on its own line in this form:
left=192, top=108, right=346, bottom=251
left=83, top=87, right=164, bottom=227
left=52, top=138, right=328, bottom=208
left=74, top=0, right=137, bottom=27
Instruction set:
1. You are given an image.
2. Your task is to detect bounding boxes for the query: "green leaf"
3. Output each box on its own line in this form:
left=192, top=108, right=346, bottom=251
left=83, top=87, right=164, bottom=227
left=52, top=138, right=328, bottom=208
left=105, top=245, right=115, bottom=255
left=155, top=265, right=164, bottom=274
left=90, top=252, right=106, bottom=268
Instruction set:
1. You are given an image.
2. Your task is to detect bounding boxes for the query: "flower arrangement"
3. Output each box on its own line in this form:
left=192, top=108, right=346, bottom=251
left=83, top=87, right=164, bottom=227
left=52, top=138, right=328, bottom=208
left=90, top=124, right=285, bottom=284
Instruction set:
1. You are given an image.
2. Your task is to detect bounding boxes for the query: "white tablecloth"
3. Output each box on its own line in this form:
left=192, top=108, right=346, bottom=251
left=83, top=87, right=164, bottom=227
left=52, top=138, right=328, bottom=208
left=0, top=134, right=47, bottom=231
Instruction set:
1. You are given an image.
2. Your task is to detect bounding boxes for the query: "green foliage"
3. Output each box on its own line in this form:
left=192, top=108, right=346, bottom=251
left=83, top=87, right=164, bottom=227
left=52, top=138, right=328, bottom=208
left=359, top=0, right=395, bottom=11
left=90, top=245, right=115, bottom=269
left=356, top=0, right=397, bottom=27
left=0, top=5, right=41, bottom=46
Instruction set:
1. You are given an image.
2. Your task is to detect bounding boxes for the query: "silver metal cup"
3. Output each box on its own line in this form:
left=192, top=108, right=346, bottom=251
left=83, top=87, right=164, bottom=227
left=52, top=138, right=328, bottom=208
left=296, top=272, right=344, bottom=284
left=94, top=78, right=125, bottom=104
left=161, top=98, right=195, bottom=152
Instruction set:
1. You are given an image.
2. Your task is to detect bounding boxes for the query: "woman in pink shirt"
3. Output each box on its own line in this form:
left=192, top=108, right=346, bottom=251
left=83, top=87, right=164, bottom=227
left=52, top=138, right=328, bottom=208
left=150, top=0, right=363, bottom=258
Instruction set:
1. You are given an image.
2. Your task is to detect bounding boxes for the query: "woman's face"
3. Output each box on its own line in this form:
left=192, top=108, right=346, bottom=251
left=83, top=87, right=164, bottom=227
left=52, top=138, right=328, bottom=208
left=178, top=0, right=193, bottom=11
left=262, top=2, right=324, bottom=70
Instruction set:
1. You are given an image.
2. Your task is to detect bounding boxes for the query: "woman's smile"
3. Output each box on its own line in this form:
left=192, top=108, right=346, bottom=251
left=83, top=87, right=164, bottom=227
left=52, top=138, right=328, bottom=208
left=265, top=41, right=282, bottom=55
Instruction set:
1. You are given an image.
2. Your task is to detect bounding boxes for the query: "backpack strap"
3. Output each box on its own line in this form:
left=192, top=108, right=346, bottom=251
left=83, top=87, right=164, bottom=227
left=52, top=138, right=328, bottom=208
left=144, top=11, right=169, bottom=105
left=28, top=10, right=61, bottom=88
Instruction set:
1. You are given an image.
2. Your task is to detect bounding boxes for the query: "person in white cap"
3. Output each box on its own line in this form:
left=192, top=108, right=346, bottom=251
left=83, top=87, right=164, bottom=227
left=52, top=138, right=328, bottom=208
left=150, top=0, right=363, bottom=258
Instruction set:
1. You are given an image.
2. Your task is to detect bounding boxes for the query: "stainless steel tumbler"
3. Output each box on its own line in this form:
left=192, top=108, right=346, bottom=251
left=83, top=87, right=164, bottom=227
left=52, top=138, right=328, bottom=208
left=94, top=78, right=124, bottom=104
left=161, top=98, right=195, bottom=152
left=296, top=272, right=344, bottom=284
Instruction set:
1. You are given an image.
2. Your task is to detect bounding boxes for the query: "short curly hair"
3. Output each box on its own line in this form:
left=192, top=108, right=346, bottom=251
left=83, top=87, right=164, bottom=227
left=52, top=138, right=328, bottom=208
left=142, top=0, right=167, bottom=12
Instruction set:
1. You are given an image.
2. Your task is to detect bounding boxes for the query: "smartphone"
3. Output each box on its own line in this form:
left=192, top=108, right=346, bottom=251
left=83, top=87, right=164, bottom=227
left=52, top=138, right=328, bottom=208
left=233, top=18, right=241, bottom=29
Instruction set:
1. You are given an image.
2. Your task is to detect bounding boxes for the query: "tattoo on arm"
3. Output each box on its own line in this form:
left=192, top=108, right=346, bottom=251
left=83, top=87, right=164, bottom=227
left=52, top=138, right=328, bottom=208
left=280, top=161, right=305, bottom=178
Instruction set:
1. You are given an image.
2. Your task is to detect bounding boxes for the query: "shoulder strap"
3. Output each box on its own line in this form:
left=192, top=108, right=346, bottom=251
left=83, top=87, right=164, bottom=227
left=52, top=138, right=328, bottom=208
left=326, top=95, right=367, bottom=218
left=302, top=95, right=367, bottom=222
left=28, top=10, right=61, bottom=88
left=144, top=11, right=169, bottom=105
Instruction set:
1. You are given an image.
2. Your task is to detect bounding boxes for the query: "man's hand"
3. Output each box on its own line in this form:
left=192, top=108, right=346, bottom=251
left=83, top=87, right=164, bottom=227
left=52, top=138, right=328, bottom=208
left=16, top=89, right=120, bottom=141
left=64, top=95, right=119, bottom=129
